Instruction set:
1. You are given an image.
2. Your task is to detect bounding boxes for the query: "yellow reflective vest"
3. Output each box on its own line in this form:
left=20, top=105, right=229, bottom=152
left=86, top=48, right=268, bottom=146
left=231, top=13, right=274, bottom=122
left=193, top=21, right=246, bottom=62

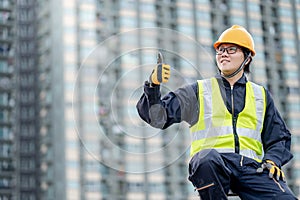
left=190, top=78, right=266, bottom=162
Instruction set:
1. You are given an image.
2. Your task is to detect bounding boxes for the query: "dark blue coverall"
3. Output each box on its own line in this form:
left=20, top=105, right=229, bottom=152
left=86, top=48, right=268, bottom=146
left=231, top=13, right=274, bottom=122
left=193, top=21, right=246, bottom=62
left=136, top=73, right=298, bottom=200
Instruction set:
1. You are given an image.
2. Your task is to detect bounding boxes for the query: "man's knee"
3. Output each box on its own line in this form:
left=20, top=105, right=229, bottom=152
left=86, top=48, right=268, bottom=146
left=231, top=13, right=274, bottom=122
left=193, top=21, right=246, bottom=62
left=188, top=149, right=223, bottom=181
left=188, top=149, right=232, bottom=199
left=190, top=149, right=221, bottom=168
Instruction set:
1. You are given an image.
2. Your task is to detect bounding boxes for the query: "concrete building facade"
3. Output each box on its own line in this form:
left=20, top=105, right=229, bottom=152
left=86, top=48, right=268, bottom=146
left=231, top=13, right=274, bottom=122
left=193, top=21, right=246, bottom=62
left=4, top=0, right=300, bottom=199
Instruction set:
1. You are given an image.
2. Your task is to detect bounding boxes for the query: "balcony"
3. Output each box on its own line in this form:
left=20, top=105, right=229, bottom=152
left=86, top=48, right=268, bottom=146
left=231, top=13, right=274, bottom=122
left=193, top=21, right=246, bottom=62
left=0, top=28, right=9, bottom=40
left=0, top=1, right=12, bottom=12
left=0, top=150, right=13, bottom=161
left=0, top=64, right=13, bottom=77
left=0, top=158, right=14, bottom=171
left=0, top=118, right=13, bottom=128
left=0, top=11, right=13, bottom=28
left=0, top=131, right=14, bottom=144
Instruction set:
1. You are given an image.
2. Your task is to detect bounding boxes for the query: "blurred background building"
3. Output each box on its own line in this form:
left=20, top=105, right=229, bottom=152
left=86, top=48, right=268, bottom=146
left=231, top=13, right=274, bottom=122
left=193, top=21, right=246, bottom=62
left=0, top=0, right=15, bottom=199
left=1, top=0, right=299, bottom=199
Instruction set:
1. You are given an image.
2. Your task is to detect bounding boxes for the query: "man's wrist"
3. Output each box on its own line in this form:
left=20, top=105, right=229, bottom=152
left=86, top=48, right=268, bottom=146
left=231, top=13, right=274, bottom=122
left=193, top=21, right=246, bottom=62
left=263, top=157, right=281, bottom=168
left=266, top=160, right=276, bottom=166
left=145, top=80, right=159, bottom=88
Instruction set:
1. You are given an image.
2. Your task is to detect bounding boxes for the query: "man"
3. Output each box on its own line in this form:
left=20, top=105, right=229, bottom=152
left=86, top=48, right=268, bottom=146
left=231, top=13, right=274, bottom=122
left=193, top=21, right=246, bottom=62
left=136, top=25, right=298, bottom=199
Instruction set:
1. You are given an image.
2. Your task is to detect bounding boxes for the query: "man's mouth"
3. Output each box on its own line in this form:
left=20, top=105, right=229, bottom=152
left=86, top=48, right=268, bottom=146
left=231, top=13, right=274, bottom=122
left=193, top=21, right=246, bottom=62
left=221, top=60, right=230, bottom=64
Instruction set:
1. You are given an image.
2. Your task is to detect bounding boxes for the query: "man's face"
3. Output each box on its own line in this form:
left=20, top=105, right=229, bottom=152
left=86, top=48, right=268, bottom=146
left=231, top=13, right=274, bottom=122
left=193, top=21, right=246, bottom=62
left=216, top=43, right=245, bottom=77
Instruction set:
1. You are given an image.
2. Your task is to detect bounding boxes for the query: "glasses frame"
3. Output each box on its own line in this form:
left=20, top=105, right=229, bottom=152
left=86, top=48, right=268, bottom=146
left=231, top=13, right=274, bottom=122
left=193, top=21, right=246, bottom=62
left=216, top=46, right=241, bottom=55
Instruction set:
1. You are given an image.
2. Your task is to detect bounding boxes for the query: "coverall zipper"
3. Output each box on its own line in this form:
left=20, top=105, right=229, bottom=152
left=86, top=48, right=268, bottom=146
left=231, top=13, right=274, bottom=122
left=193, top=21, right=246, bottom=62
left=231, top=86, right=240, bottom=153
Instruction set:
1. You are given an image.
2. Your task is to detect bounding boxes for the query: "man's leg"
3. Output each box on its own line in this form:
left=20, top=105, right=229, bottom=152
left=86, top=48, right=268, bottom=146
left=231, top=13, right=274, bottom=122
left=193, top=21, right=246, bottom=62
left=231, top=156, right=298, bottom=200
left=188, top=149, right=231, bottom=200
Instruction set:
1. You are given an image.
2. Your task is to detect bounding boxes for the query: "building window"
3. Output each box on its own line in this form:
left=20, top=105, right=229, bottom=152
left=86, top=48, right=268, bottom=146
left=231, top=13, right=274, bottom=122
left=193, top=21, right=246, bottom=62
left=0, top=93, right=8, bottom=105
left=85, top=181, right=100, bottom=192
left=149, top=182, right=165, bottom=193
left=120, top=17, right=137, bottom=28
left=0, top=127, right=10, bottom=140
left=127, top=182, right=143, bottom=192
left=20, top=158, right=35, bottom=170
left=20, top=140, right=35, bottom=154
left=20, top=193, right=36, bottom=200
left=0, top=194, right=11, bottom=200
left=0, top=160, right=13, bottom=171
left=67, top=180, right=79, bottom=189
left=0, top=178, right=10, bottom=189
left=289, top=119, right=300, bottom=129
left=20, top=175, right=36, bottom=188
left=20, top=124, right=35, bottom=137
left=0, top=44, right=10, bottom=56
left=0, top=61, right=8, bottom=73
left=0, top=144, right=11, bottom=157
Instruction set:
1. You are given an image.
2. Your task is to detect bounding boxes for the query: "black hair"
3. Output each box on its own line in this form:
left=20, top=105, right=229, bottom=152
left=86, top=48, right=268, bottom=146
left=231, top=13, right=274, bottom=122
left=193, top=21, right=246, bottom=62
left=242, top=48, right=252, bottom=74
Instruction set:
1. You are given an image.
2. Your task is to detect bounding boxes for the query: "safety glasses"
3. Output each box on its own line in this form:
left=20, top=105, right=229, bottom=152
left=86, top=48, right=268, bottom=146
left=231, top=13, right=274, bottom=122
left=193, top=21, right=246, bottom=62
left=216, top=46, right=241, bottom=55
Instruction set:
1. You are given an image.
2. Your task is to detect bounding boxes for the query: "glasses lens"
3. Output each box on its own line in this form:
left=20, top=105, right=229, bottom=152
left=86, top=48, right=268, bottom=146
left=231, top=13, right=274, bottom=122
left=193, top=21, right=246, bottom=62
left=216, top=48, right=224, bottom=55
left=227, top=47, right=238, bottom=54
left=216, top=46, right=238, bottom=55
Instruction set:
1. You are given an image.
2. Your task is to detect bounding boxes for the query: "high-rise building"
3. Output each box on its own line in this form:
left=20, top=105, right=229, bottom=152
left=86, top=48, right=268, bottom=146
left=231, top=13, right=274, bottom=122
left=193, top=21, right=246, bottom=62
left=15, top=0, right=43, bottom=199
left=9, top=0, right=300, bottom=200
left=0, top=0, right=15, bottom=199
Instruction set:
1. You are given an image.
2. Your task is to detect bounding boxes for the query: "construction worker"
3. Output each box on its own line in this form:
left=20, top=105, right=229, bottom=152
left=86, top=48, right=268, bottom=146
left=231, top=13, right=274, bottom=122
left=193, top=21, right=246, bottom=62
left=136, top=25, right=298, bottom=199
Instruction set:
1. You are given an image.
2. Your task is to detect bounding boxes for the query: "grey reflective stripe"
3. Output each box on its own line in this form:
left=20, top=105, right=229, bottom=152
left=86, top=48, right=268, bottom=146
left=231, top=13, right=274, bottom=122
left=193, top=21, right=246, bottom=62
left=192, top=126, right=233, bottom=141
left=202, top=79, right=213, bottom=128
left=242, top=82, right=265, bottom=160
left=215, top=148, right=235, bottom=153
left=236, top=127, right=262, bottom=142
left=240, top=149, right=263, bottom=161
left=250, top=82, right=265, bottom=132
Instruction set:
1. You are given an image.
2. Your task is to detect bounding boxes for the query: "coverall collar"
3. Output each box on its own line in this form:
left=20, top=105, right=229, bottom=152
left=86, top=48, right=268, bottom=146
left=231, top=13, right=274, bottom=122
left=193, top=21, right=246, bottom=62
left=215, top=73, right=248, bottom=87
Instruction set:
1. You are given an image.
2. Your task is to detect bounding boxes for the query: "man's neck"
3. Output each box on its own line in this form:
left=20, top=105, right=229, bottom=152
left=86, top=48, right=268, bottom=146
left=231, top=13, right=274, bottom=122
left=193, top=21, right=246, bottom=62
left=223, top=71, right=244, bottom=86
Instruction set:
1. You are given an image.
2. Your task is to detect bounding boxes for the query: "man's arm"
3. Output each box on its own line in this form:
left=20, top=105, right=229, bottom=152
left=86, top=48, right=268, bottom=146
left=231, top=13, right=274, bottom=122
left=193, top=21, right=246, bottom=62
left=136, top=81, right=199, bottom=129
left=261, top=89, right=293, bottom=167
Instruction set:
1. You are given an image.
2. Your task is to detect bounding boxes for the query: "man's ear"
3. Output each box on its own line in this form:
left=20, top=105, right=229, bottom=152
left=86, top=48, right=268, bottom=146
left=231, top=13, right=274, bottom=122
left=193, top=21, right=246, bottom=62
left=245, top=57, right=252, bottom=65
left=245, top=53, right=252, bottom=65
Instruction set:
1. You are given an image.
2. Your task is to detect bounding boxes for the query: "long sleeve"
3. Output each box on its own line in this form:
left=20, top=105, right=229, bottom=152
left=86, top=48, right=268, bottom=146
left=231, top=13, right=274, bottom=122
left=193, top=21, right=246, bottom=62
left=261, top=89, right=293, bottom=167
left=136, top=81, right=199, bottom=129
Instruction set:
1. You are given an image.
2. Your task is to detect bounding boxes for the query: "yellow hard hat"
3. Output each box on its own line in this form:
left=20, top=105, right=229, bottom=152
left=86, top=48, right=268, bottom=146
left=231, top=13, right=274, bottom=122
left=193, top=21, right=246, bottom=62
left=214, top=25, right=256, bottom=56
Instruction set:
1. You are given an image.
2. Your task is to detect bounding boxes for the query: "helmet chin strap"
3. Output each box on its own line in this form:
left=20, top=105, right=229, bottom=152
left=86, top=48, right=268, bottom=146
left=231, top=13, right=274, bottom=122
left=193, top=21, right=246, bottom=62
left=222, top=53, right=251, bottom=78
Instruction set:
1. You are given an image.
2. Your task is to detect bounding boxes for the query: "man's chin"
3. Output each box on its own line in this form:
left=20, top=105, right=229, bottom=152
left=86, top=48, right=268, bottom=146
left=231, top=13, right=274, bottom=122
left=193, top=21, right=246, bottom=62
left=221, top=70, right=232, bottom=76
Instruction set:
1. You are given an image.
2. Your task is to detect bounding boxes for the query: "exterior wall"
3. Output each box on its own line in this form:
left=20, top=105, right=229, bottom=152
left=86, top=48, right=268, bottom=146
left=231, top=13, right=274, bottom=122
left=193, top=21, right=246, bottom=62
left=7, top=0, right=300, bottom=199
left=0, top=0, right=15, bottom=199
